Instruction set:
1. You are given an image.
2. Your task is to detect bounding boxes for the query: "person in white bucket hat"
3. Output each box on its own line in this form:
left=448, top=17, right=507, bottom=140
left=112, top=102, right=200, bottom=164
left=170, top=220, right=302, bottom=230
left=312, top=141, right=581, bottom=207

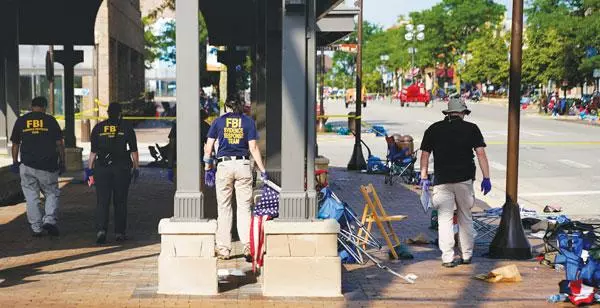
left=419, top=98, right=491, bottom=268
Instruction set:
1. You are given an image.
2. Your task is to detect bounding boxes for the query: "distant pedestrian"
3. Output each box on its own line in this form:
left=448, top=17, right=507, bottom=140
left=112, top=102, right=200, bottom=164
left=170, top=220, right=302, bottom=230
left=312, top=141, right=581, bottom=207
left=419, top=98, right=491, bottom=268
left=10, top=96, right=65, bottom=237
left=87, top=103, right=139, bottom=244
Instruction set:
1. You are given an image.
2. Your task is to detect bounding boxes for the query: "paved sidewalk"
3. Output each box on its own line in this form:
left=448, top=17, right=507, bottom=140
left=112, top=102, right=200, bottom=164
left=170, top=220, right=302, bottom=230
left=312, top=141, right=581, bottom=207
left=0, top=148, right=564, bottom=307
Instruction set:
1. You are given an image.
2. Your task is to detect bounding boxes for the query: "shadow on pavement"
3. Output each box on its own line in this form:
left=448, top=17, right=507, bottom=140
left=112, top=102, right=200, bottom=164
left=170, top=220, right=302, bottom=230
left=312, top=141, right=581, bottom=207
left=0, top=168, right=175, bottom=288
left=327, top=167, right=502, bottom=305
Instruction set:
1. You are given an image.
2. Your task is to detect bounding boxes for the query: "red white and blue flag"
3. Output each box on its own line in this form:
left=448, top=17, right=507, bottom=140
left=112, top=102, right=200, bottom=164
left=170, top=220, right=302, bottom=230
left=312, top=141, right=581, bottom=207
left=250, top=180, right=280, bottom=272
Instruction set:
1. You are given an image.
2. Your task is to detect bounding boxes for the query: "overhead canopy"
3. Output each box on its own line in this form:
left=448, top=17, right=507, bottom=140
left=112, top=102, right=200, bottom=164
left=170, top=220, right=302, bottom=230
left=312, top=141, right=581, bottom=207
left=200, top=0, right=354, bottom=47
left=17, top=0, right=103, bottom=45
left=317, top=6, right=358, bottom=46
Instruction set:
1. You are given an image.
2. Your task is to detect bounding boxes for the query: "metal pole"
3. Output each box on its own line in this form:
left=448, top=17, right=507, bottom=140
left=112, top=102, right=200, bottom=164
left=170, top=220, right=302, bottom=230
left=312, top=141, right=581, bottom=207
left=48, top=46, right=55, bottom=115
left=347, top=0, right=366, bottom=170
left=489, top=0, right=532, bottom=259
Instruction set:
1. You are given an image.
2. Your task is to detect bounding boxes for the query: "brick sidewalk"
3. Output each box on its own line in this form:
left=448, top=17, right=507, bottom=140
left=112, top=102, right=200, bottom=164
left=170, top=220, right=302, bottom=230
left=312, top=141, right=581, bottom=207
left=0, top=165, right=563, bottom=307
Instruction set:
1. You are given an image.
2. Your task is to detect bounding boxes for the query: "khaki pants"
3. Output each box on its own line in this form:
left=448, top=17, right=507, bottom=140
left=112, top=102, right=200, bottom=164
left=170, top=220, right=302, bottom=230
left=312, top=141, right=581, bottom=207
left=432, top=180, right=475, bottom=263
left=215, top=159, right=253, bottom=254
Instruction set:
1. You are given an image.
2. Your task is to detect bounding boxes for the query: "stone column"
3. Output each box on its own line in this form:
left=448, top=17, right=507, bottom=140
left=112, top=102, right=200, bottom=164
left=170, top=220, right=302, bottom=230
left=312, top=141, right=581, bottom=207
left=158, top=0, right=217, bottom=296
left=265, top=0, right=282, bottom=178
left=262, top=0, right=341, bottom=297
left=0, top=37, right=7, bottom=153
left=54, top=45, right=84, bottom=171
left=254, top=0, right=268, bottom=155
left=3, top=3, right=20, bottom=155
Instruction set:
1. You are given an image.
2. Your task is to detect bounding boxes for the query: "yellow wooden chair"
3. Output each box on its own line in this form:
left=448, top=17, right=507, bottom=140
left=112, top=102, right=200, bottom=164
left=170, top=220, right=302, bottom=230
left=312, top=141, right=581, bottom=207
left=358, top=183, right=407, bottom=259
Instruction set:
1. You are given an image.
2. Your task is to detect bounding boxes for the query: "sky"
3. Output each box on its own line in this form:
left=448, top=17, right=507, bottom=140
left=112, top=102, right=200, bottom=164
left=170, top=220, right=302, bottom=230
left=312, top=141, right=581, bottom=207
left=353, top=0, right=513, bottom=29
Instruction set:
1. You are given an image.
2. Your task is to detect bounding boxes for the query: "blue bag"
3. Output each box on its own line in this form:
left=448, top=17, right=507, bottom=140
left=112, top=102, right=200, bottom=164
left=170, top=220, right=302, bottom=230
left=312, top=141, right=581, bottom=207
left=367, top=155, right=388, bottom=173
left=318, top=188, right=344, bottom=221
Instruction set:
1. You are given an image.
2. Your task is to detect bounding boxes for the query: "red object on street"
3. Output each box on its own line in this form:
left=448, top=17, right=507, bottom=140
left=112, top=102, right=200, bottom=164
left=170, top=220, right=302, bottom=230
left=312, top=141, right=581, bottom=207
left=396, top=83, right=431, bottom=106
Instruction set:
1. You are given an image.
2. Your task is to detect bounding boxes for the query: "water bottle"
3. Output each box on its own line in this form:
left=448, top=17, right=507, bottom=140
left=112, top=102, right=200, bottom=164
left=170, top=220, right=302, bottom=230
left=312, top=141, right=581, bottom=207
left=555, top=264, right=565, bottom=273
left=547, top=294, right=566, bottom=303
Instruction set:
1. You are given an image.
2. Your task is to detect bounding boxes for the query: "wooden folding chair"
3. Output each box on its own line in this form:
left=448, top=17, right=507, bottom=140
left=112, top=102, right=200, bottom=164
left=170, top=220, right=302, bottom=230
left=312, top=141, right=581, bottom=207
left=358, top=183, right=407, bottom=259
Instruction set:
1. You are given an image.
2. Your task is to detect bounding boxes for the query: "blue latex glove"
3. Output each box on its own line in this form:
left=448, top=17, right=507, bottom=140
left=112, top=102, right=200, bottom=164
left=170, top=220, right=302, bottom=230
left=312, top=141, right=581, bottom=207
left=131, top=168, right=140, bottom=183
left=10, top=162, right=20, bottom=174
left=84, top=168, right=93, bottom=182
left=167, top=168, right=174, bottom=182
left=261, top=171, right=268, bottom=182
left=205, top=169, right=216, bottom=187
left=481, top=178, right=492, bottom=195
left=420, top=179, right=431, bottom=191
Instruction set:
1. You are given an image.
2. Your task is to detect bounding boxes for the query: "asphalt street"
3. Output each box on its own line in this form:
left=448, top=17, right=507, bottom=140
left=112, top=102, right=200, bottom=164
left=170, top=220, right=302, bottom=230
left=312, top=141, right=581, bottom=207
left=318, top=98, right=600, bottom=218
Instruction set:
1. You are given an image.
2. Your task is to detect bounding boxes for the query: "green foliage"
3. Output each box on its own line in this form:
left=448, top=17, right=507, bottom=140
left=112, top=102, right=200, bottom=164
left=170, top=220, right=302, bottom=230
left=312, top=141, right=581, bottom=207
left=462, top=30, right=509, bottom=85
left=524, top=0, right=600, bottom=87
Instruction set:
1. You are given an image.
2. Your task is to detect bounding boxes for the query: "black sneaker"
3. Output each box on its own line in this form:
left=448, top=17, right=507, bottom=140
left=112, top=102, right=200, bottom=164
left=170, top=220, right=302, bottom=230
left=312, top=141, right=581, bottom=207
left=442, top=260, right=460, bottom=268
left=42, top=223, right=60, bottom=236
left=115, top=233, right=127, bottom=242
left=96, top=231, right=106, bottom=244
left=460, top=258, right=472, bottom=265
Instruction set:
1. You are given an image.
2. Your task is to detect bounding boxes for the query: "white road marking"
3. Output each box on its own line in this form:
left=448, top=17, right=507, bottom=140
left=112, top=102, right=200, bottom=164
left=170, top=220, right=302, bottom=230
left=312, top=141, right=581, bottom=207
left=521, top=160, right=546, bottom=170
left=524, top=131, right=544, bottom=137
left=558, top=159, right=591, bottom=169
left=417, top=120, right=433, bottom=125
left=521, top=191, right=600, bottom=197
left=489, top=161, right=507, bottom=171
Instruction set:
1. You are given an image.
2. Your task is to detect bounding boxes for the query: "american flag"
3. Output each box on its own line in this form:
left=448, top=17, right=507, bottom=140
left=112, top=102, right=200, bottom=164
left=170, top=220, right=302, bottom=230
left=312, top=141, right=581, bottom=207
left=250, top=181, right=280, bottom=272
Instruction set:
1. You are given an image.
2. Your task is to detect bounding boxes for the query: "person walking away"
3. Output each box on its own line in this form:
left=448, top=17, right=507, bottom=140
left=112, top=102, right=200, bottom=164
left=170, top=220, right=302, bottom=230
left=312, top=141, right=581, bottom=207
left=86, top=103, right=139, bottom=244
left=203, top=98, right=267, bottom=262
left=550, top=92, right=558, bottom=118
left=419, top=98, right=491, bottom=268
left=10, top=97, right=65, bottom=237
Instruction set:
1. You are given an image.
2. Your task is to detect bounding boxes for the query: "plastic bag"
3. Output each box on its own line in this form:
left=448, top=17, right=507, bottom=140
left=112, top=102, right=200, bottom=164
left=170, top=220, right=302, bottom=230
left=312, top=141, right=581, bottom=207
left=318, top=188, right=344, bottom=221
left=420, top=188, right=432, bottom=213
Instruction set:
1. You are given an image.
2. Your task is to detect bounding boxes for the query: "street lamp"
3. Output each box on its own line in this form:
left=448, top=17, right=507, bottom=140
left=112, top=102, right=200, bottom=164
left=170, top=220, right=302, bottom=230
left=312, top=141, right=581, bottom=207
left=347, top=0, right=366, bottom=171
left=379, top=54, right=389, bottom=100
left=405, top=24, right=425, bottom=73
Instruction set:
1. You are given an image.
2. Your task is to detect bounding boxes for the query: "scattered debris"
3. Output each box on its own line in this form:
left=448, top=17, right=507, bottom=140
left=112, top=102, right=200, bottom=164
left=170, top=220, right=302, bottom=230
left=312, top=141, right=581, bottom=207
left=474, top=264, right=522, bottom=283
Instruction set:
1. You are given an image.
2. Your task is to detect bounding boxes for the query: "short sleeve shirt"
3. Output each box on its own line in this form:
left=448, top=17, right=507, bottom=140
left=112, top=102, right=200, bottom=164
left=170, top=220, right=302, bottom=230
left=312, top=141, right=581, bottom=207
left=420, top=116, right=486, bottom=185
left=90, top=119, right=138, bottom=167
left=207, top=113, right=258, bottom=158
left=10, top=112, right=63, bottom=172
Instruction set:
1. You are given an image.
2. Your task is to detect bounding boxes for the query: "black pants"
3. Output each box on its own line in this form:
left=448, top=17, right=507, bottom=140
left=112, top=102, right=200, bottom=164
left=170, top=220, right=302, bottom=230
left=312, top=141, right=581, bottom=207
left=95, top=165, right=131, bottom=234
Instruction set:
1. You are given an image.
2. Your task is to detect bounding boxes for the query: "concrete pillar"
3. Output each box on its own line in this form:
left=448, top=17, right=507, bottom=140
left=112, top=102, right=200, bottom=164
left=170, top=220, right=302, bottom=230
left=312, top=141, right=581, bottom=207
left=2, top=3, right=20, bottom=155
left=54, top=45, right=84, bottom=171
left=279, top=0, right=309, bottom=219
left=306, top=0, right=317, bottom=217
left=255, top=0, right=268, bottom=157
left=265, top=0, right=282, bottom=179
left=158, top=0, right=217, bottom=296
left=173, top=0, right=203, bottom=219
left=0, top=40, right=7, bottom=153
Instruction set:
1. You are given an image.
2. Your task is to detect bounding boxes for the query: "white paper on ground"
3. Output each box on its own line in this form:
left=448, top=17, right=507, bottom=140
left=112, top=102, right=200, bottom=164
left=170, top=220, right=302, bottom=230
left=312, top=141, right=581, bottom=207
left=420, top=188, right=432, bottom=213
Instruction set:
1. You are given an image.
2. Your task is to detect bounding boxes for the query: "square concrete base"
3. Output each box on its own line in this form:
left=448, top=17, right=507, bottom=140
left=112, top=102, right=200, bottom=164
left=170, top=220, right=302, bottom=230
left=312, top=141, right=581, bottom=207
left=64, top=147, right=83, bottom=171
left=263, top=220, right=341, bottom=297
left=157, top=218, right=218, bottom=295
left=263, top=256, right=341, bottom=297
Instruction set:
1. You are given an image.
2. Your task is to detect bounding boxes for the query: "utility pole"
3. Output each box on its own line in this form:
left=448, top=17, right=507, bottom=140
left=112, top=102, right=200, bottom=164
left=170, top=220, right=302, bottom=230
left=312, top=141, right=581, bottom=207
left=347, top=0, right=366, bottom=170
left=489, top=0, right=532, bottom=260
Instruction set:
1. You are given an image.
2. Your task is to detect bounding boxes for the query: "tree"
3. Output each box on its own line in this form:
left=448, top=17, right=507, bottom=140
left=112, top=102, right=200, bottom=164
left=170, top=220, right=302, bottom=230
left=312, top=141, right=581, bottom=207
left=409, top=0, right=506, bottom=81
left=462, top=30, right=509, bottom=85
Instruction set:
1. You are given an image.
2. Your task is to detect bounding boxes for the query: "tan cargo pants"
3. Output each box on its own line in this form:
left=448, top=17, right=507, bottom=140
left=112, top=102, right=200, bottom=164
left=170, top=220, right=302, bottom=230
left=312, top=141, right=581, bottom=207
left=215, top=159, right=253, bottom=255
left=432, top=180, right=475, bottom=263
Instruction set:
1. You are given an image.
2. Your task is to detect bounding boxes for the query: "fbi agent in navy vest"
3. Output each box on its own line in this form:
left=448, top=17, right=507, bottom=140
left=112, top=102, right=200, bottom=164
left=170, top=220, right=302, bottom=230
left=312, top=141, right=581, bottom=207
left=86, top=103, right=139, bottom=244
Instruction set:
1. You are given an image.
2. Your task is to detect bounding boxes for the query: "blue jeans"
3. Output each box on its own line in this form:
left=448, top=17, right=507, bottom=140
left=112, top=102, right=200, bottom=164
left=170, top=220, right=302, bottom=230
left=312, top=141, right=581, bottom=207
left=20, top=164, right=60, bottom=232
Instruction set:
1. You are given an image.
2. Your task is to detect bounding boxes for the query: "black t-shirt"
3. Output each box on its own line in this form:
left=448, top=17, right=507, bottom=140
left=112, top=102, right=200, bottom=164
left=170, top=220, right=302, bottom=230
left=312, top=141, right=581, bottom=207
left=91, top=119, right=138, bottom=167
left=420, top=116, right=486, bottom=185
left=10, top=112, right=63, bottom=172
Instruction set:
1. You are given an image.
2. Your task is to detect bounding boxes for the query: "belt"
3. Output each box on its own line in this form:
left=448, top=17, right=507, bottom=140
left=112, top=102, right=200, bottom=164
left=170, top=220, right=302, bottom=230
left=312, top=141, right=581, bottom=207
left=217, top=156, right=249, bottom=163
